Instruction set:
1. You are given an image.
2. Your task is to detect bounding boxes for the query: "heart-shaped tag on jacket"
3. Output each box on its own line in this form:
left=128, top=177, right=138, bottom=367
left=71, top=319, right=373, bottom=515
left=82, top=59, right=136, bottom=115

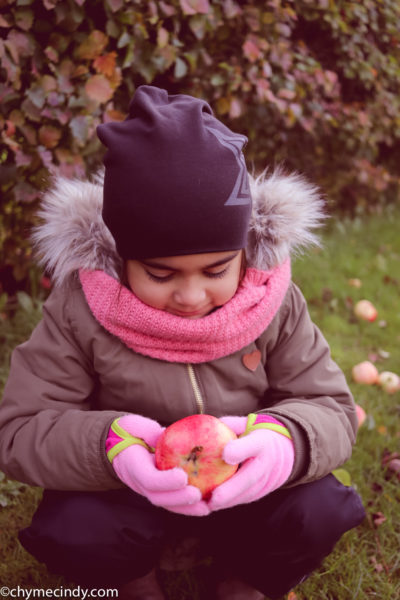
left=242, top=349, right=262, bottom=372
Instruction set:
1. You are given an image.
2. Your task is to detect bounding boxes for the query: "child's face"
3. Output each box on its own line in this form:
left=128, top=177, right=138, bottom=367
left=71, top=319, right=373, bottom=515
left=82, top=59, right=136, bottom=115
left=126, top=250, right=243, bottom=319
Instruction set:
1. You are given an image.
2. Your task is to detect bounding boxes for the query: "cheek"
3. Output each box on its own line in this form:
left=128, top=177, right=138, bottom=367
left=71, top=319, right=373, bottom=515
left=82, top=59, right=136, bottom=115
left=127, top=274, right=169, bottom=310
left=213, top=272, right=241, bottom=304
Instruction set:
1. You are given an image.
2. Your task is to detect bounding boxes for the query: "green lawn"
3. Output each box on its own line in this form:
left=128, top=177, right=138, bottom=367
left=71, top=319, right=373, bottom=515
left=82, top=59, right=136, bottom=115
left=0, top=208, right=399, bottom=597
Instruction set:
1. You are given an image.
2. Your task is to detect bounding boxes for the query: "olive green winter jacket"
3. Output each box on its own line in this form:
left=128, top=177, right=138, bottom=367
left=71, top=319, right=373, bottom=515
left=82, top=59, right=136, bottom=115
left=0, top=171, right=358, bottom=491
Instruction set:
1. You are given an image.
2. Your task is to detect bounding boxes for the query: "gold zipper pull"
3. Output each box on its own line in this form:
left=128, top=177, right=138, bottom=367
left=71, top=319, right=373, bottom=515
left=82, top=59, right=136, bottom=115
left=187, top=364, right=205, bottom=414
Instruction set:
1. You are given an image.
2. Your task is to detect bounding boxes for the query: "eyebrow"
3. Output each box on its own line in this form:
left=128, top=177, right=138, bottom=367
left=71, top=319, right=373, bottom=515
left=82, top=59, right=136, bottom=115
left=140, top=251, right=240, bottom=271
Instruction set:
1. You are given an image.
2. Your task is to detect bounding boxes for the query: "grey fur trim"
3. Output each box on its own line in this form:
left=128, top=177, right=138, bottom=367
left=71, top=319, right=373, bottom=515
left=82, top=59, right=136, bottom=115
left=32, top=172, right=122, bottom=288
left=246, top=169, right=326, bottom=270
left=32, top=168, right=325, bottom=287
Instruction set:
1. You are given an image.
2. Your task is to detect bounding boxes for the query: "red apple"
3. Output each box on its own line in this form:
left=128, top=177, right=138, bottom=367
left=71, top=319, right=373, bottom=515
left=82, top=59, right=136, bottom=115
left=377, top=371, right=400, bottom=394
left=354, top=299, right=377, bottom=322
left=355, top=404, right=367, bottom=428
left=155, top=414, right=238, bottom=499
left=352, top=361, right=379, bottom=385
left=348, top=278, right=362, bottom=288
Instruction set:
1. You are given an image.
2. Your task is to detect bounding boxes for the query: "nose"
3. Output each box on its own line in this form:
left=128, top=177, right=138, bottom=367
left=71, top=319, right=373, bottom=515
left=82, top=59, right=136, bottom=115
left=173, top=278, right=207, bottom=308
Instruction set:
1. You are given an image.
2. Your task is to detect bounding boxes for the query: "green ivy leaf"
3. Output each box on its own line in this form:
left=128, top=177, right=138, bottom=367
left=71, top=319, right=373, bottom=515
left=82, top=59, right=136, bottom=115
left=332, top=468, right=352, bottom=487
left=17, top=291, right=34, bottom=312
left=174, top=57, right=188, bottom=79
left=69, top=115, right=90, bottom=146
left=15, top=8, right=34, bottom=31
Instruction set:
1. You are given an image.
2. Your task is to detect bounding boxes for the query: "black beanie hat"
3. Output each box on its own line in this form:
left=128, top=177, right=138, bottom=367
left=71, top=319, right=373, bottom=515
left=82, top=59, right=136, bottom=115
left=97, top=85, right=252, bottom=259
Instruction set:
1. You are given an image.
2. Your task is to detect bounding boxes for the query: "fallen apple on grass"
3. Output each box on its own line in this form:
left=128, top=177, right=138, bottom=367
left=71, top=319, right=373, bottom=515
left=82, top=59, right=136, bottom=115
left=355, top=404, right=367, bottom=428
left=377, top=371, right=400, bottom=394
left=155, top=414, right=239, bottom=499
left=354, top=299, right=378, bottom=322
left=352, top=361, right=379, bottom=385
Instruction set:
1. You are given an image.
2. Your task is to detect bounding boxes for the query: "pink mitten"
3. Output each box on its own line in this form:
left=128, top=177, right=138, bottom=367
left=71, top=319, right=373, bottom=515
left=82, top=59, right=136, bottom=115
left=208, top=414, right=294, bottom=511
left=106, top=415, right=210, bottom=516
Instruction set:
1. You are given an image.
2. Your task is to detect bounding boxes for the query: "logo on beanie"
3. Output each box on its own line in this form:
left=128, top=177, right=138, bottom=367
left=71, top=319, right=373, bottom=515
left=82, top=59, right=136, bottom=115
left=206, top=126, right=251, bottom=206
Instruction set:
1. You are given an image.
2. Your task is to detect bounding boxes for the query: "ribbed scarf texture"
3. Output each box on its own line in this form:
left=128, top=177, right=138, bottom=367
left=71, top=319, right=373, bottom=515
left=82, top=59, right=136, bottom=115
left=79, top=259, right=291, bottom=364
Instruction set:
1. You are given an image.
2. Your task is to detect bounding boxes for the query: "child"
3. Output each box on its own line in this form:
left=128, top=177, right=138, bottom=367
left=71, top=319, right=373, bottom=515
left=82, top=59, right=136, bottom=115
left=0, top=86, right=365, bottom=599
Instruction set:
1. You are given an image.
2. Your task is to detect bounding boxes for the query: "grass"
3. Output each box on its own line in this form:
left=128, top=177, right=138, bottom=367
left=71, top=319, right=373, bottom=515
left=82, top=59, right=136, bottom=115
left=0, top=208, right=399, bottom=597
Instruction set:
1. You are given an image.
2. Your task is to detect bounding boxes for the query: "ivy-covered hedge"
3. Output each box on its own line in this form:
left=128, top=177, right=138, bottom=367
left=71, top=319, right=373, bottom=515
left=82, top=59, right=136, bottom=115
left=1, top=0, right=400, bottom=291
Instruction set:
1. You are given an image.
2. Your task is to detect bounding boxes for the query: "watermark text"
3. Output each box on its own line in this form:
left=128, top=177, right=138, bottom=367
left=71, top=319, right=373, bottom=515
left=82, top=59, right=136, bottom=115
left=0, top=587, right=118, bottom=600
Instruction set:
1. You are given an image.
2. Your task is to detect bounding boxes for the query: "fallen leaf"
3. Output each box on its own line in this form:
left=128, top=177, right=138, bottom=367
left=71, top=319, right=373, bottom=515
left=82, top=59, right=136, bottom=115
left=372, top=512, right=387, bottom=527
left=370, top=556, right=384, bottom=573
left=382, top=452, right=400, bottom=481
left=371, top=482, right=383, bottom=493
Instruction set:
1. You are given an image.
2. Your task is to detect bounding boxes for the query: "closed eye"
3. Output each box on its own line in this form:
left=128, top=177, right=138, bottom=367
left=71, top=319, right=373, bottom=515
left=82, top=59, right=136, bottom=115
left=204, top=267, right=229, bottom=279
left=145, top=270, right=174, bottom=283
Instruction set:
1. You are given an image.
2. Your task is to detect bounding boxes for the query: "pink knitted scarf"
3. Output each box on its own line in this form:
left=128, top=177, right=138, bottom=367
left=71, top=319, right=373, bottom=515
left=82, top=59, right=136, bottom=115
left=79, top=259, right=291, bottom=364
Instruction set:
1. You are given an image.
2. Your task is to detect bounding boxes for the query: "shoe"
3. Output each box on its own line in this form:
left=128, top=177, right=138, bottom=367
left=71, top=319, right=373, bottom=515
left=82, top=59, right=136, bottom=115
left=118, top=568, right=166, bottom=600
left=215, top=576, right=265, bottom=600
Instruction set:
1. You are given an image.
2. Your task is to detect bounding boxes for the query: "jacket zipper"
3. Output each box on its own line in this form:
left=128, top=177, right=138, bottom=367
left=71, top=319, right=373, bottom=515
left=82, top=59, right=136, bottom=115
left=187, top=364, right=205, bottom=414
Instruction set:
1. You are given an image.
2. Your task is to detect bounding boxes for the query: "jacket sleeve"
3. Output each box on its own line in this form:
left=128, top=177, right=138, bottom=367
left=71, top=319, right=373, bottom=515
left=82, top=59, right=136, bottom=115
left=261, top=282, right=358, bottom=485
left=0, top=285, right=126, bottom=491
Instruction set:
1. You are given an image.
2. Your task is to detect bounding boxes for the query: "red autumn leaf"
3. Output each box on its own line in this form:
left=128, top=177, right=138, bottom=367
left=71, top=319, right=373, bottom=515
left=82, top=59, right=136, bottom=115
left=9, top=109, right=25, bottom=127
left=106, top=0, right=124, bottom=11
left=5, top=120, right=16, bottom=136
left=278, top=88, right=296, bottom=100
left=45, top=46, right=59, bottom=63
left=382, top=450, right=400, bottom=465
left=20, top=124, right=37, bottom=145
left=0, top=14, right=12, bottom=27
left=41, top=75, right=58, bottom=93
left=76, top=30, right=108, bottom=60
left=104, top=109, right=126, bottom=122
left=38, top=125, right=62, bottom=149
left=85, top=74, right=114, bottom=103
left=5, top=30, right=35, bottom=61
left=370, top=556, right=384, bottom=573
left=157, top=27, right=169, bottom=48
left=387, top=459, right=400, bottom=477
left=372, top=512, right=387, bottom=527
left=40, top=276, right=52, bottom=290
left=179, top=0, right=210, bottom=15
left=242, top=39, right=261, bottom=63
left=15, top=149, right=31, bottom=167
left=223, top=0, right=242, bottom=19
left=229, top=98, right=242, bottom=119
left=159, top=1, right=176, bottom=16
left=382, top=451, right=400, bottom=481
left=93, top=52, right=117, bottom=77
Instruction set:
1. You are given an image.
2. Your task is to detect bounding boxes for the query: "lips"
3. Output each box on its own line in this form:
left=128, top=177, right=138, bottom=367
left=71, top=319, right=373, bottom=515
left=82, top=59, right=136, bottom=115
left=170, top=307, right=211, bottom=318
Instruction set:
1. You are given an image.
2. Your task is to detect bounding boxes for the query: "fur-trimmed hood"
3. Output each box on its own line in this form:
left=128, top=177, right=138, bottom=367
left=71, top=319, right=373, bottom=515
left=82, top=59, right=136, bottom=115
left=32, top=169, right=325, bottom=287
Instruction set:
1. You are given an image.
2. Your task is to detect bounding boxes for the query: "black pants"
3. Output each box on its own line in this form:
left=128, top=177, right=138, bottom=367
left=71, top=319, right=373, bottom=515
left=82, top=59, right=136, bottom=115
left=19, top=475, right=365, bottom=599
